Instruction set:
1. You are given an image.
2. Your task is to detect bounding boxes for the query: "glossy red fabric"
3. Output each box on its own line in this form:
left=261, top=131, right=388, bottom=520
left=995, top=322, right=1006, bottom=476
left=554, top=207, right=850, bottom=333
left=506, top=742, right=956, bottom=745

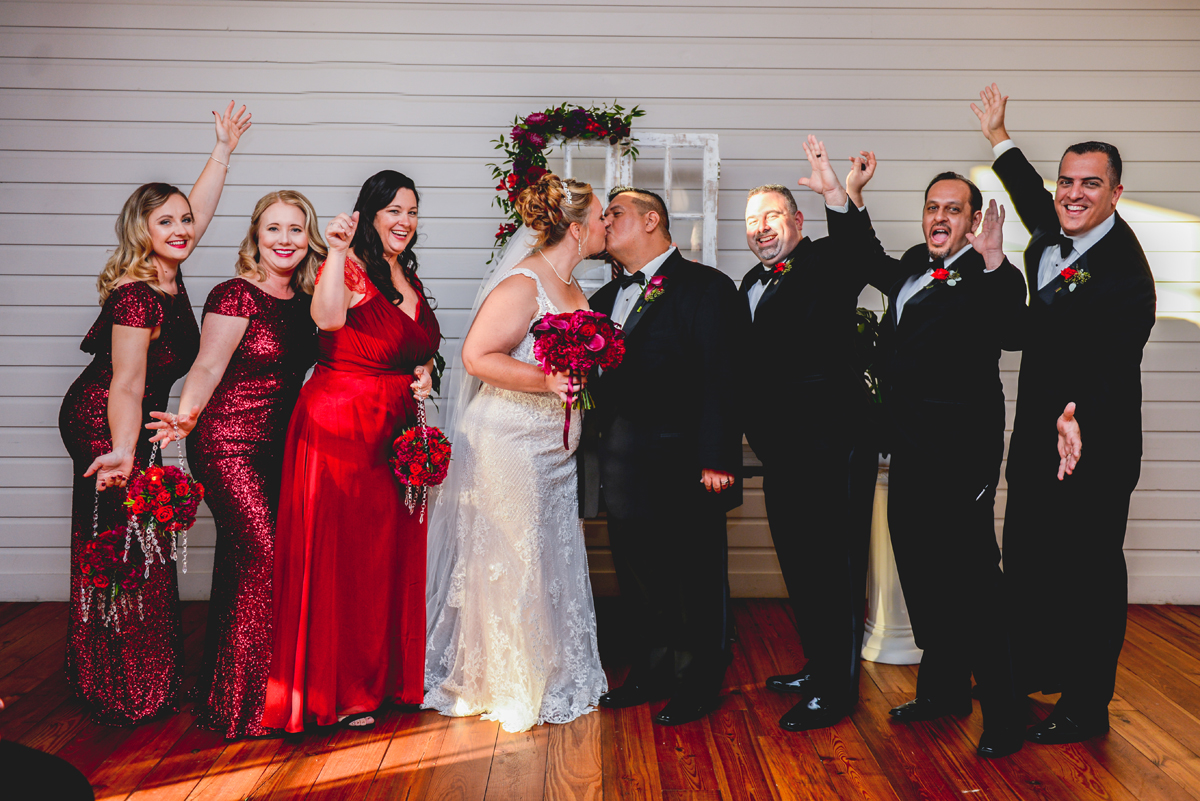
left=262, top=259, right=440, bottom=732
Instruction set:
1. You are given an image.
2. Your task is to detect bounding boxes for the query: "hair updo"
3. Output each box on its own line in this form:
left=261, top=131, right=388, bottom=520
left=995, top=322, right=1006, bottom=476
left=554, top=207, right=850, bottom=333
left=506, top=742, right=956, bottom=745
left=514, top=173, right=594, bottom=249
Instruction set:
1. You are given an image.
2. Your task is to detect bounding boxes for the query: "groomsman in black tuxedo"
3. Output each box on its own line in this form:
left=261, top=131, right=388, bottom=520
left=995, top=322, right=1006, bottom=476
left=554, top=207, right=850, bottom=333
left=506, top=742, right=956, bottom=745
left=972, top=83, right=1156, bottom=744
left=828, top=154, right=1029, bottom=757
left=739, top=138, right=879, bottom=732
left=588, top=188, right=749, bottom=726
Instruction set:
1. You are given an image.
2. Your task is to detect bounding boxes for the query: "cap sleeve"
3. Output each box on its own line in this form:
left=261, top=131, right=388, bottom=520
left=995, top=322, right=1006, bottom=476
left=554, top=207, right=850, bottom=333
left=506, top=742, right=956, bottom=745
left=316, top=256, right=375, bottom=300
left=109, top=281, right=166, bottom=328
left=204, top=278, right=266, bottom=320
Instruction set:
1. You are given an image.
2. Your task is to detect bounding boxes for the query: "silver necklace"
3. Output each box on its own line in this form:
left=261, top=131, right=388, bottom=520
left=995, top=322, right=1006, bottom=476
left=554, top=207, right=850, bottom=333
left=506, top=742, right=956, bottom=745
left=539, top=249, right=574, bottom=285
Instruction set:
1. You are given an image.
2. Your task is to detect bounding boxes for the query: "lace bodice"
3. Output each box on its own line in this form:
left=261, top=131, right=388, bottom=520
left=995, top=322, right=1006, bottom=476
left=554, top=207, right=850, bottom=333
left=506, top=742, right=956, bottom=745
left=424, top=266, right=605, bottom=732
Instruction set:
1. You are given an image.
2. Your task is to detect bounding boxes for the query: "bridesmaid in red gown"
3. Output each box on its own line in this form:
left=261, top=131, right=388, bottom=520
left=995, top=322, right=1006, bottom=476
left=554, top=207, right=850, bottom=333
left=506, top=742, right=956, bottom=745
left=57, top=103, right=250, bottom=724
left=263, top=170, right=441, bottom=732
left=147, top=191, right=323, bottom=738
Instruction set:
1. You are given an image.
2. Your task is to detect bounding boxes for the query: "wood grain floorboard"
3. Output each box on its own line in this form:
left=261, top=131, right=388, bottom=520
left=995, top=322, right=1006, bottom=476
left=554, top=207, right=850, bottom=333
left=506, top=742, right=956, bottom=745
left=3, top=601, right=1200, bottom=800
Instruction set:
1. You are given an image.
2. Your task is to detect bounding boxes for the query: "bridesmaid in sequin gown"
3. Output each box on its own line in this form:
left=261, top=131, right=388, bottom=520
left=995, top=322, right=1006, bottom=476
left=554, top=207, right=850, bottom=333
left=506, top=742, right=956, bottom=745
left=263, top=171, right=440, bottom=733
left=148, top=191, right=323, bottom=739
left=57, top=103, right=250, bottom=725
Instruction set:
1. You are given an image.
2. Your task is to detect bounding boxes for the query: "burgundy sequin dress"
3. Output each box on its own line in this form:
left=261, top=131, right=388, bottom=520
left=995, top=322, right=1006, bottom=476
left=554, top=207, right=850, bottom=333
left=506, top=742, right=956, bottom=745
left=263, top=257, right=440, bottom=732
left=187, top=278, right=316, bottom=739
left=58, top=278, right=199, bottom=726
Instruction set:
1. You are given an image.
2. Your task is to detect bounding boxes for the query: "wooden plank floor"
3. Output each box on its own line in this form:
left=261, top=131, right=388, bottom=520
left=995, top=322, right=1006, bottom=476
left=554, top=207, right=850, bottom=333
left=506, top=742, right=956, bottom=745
left=3, top=599, right=1200, bottom=801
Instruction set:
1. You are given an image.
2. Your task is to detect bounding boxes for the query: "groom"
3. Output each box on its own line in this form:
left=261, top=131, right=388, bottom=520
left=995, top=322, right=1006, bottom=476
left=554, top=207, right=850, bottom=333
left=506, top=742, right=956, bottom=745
left=588, top=188, right=749, bottom=725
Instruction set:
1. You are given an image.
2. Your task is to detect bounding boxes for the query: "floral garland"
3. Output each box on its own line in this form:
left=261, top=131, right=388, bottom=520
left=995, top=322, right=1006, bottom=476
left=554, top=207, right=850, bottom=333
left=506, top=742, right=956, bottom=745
left=488, top=102, right=645, bottom=255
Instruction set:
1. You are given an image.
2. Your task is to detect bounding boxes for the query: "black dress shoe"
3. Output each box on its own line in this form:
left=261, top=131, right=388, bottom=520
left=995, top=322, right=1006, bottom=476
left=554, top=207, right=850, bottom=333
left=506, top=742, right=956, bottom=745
left=977, top=728, right=1025, bottom=758
left=598, top=680, right=670, bottom=709
left=653, top=695, right=722, bottom=726
left=888, top=696, right=973, bottom=723
left=778, top=696, right=851, bottom=732
left=1026, top=708, right=1108, bottom=744
left=766, top=669, right=816, bottom=695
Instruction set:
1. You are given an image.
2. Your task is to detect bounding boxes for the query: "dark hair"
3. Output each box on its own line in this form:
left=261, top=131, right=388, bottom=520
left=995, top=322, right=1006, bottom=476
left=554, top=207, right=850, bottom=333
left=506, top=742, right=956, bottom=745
left=1061, top=141, right=1122, bottom=185
left=349, top=170, right=434, bottom=307
left=608, top=186, right=671, bottom=239
left=924, top=171, right=983, bottom=216
left=747, top=184, right=798, bottom=215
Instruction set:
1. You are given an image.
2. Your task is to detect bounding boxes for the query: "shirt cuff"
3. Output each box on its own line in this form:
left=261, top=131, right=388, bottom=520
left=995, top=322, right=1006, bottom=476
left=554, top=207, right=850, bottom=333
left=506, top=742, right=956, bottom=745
left=826, top=200, right=851, bottom=213
left=992, top=139, right=1016, bottom=159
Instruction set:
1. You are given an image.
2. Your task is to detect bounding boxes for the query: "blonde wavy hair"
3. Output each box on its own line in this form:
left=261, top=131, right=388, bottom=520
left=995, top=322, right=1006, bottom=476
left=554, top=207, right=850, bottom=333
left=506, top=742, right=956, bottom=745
left=514, top=173, right=594, bottom=250
left=97, top=182, right=188, bottom=304
left=236, top=190, right=326, bottom=295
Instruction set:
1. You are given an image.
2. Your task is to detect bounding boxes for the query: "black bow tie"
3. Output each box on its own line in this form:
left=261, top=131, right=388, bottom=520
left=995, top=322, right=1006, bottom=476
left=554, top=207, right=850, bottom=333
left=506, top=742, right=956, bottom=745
left=754, top=268, right=776, bottom=286
left=1053, top=233, right=1075, bottom=259
left=928, top=257, right=945, bottom=273
left=617, top=271, right=647, bottom=290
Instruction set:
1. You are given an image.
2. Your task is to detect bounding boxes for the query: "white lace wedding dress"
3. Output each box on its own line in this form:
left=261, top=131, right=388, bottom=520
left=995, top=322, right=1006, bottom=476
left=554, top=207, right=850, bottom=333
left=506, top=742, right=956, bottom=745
left=423, top=267, right=607, bottom=733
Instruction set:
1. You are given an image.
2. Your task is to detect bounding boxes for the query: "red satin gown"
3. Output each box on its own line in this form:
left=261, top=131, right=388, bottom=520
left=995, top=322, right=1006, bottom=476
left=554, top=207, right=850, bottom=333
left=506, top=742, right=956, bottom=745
left=263, top=257, right=440, bottom=732
left=58, top=278, right=199, bottom=725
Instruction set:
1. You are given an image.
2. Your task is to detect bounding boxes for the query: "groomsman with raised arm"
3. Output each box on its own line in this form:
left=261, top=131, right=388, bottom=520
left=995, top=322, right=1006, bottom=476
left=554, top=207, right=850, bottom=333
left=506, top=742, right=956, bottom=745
left=972, top=83, right=1156, bottom=744
left=739, top=139, right=879, bottom=732
left=825, top=151, right=1029, bottom=757
left=588, top=188, right=749, bottom=726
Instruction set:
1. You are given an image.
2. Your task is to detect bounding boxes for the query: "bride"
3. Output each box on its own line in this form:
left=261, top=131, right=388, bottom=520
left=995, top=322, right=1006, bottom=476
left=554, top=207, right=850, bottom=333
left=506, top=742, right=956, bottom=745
left=424, top=173, right=609, bottom=732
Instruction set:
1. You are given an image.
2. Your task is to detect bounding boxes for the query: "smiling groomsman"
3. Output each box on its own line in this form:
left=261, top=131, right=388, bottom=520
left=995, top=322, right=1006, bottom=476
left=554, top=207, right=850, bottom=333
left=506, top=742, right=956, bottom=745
left=972, top=83, right=1156, bottom=744
left=827, top=151, right=1029, bottom=757
left=741, top=139, right=879, bottom=732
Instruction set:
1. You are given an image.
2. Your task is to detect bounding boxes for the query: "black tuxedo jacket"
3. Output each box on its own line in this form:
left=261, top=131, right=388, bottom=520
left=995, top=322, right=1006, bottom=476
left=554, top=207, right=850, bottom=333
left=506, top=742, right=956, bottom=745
left=830, top=207, right=1027, bottom=463
left=588, top=249, right=749, bottom=518
left=993, top=147, right=1156, bottom=488
left=739, top=208, right=878, bottom=465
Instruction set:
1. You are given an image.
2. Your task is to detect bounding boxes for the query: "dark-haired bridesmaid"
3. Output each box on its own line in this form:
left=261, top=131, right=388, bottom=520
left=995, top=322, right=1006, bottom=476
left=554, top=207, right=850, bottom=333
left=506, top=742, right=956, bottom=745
left=262, top=170, right=441, bottom=732
left=148, top=190, right=324, bottom=739
left=58, top=102, right=249, bottom=725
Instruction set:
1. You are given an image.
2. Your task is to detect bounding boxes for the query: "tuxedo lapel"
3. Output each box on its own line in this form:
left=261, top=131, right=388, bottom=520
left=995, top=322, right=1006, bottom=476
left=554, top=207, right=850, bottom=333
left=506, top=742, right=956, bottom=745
left=1036, top=249, right=1090, bottom=306
left=621, top=250, right=679, bottom=338
left=740, top=264, right=766, bottom=296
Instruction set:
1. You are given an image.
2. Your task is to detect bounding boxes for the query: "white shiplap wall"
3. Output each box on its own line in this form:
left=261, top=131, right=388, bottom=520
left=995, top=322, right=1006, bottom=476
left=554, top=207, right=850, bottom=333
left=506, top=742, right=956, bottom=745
left=1, top=0, right=1198, bottom=603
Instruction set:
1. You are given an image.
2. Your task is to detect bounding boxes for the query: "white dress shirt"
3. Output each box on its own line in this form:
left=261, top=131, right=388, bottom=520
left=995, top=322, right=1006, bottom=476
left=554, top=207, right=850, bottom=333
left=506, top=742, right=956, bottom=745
left=747, top=266, right=773, bottom=321
left=893, top=244, right=973, bottom=322
left=612, top=246, right=675, bottom=327
left=992, top=139, right=1117, bottom=289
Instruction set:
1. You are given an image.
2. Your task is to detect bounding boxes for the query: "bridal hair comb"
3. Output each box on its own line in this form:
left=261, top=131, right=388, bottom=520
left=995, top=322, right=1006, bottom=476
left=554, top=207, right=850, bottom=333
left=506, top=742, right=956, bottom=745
left=562, top=181, right=573, bottom=204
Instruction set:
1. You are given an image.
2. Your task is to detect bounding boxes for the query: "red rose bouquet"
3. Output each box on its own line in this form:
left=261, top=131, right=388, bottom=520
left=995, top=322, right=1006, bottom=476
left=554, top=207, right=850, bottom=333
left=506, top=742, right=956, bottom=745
left=531, top=309, right=626, bottom=449
left=80, top=525, right=147, bottom=630
left=124, top=447, right=205, bottom=574
left=390, top=400, right=451, bottom=522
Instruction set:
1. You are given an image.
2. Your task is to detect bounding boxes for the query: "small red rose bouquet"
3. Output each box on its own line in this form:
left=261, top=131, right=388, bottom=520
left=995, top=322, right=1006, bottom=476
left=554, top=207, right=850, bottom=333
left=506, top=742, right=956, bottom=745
left=124, top=445, right=204, bottom=574
left=531, top=309, right=626, bottom=449
left=390, top=401, right=451, bottom=522
left=80, top=524, right=148, bottom=630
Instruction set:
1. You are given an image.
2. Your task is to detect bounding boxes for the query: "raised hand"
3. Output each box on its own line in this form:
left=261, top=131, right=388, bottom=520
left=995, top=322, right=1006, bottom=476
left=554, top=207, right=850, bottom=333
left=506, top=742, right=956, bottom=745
left=1056, top=402, right=1081, bottom=480
left=796, top=135, right=847, bottom=207
left=84, top=449, right=134, bottom=492
left=965, top=198, right=1006, bottom=271
left=326, top=212, right=359, bottom=253
left=147, top=405, right=200, bottom=444
left=701, top=468, right=735, bottom=494
left=970, top=83, right=1010, bottom=147
left=846, top=150, right=876, bottom=208
left=213, top=100, right=252, bottom=157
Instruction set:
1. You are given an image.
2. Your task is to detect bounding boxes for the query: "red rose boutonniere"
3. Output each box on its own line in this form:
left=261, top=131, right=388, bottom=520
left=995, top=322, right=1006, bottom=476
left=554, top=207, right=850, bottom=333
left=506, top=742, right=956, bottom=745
left=1060, top=266, right=1091, bottom=292
left=930, top=266, right=962, bottom=287
left=635, top=275, right=666, bottom=312
left=772, top=258, right=793, bottom=277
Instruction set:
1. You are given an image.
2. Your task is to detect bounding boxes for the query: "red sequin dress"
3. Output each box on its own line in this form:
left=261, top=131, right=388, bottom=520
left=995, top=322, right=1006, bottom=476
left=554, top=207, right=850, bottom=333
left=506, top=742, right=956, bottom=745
left=263, top=257, right=440, bottom=732
left=187, top=278, right=316, bottom=739
left=58, top=278, right=199, bottom=726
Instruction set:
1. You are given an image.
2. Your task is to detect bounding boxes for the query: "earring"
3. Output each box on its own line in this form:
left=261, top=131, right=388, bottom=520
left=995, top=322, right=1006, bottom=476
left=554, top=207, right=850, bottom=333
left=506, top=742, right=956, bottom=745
left=578, top=235, right=583, bottom=257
